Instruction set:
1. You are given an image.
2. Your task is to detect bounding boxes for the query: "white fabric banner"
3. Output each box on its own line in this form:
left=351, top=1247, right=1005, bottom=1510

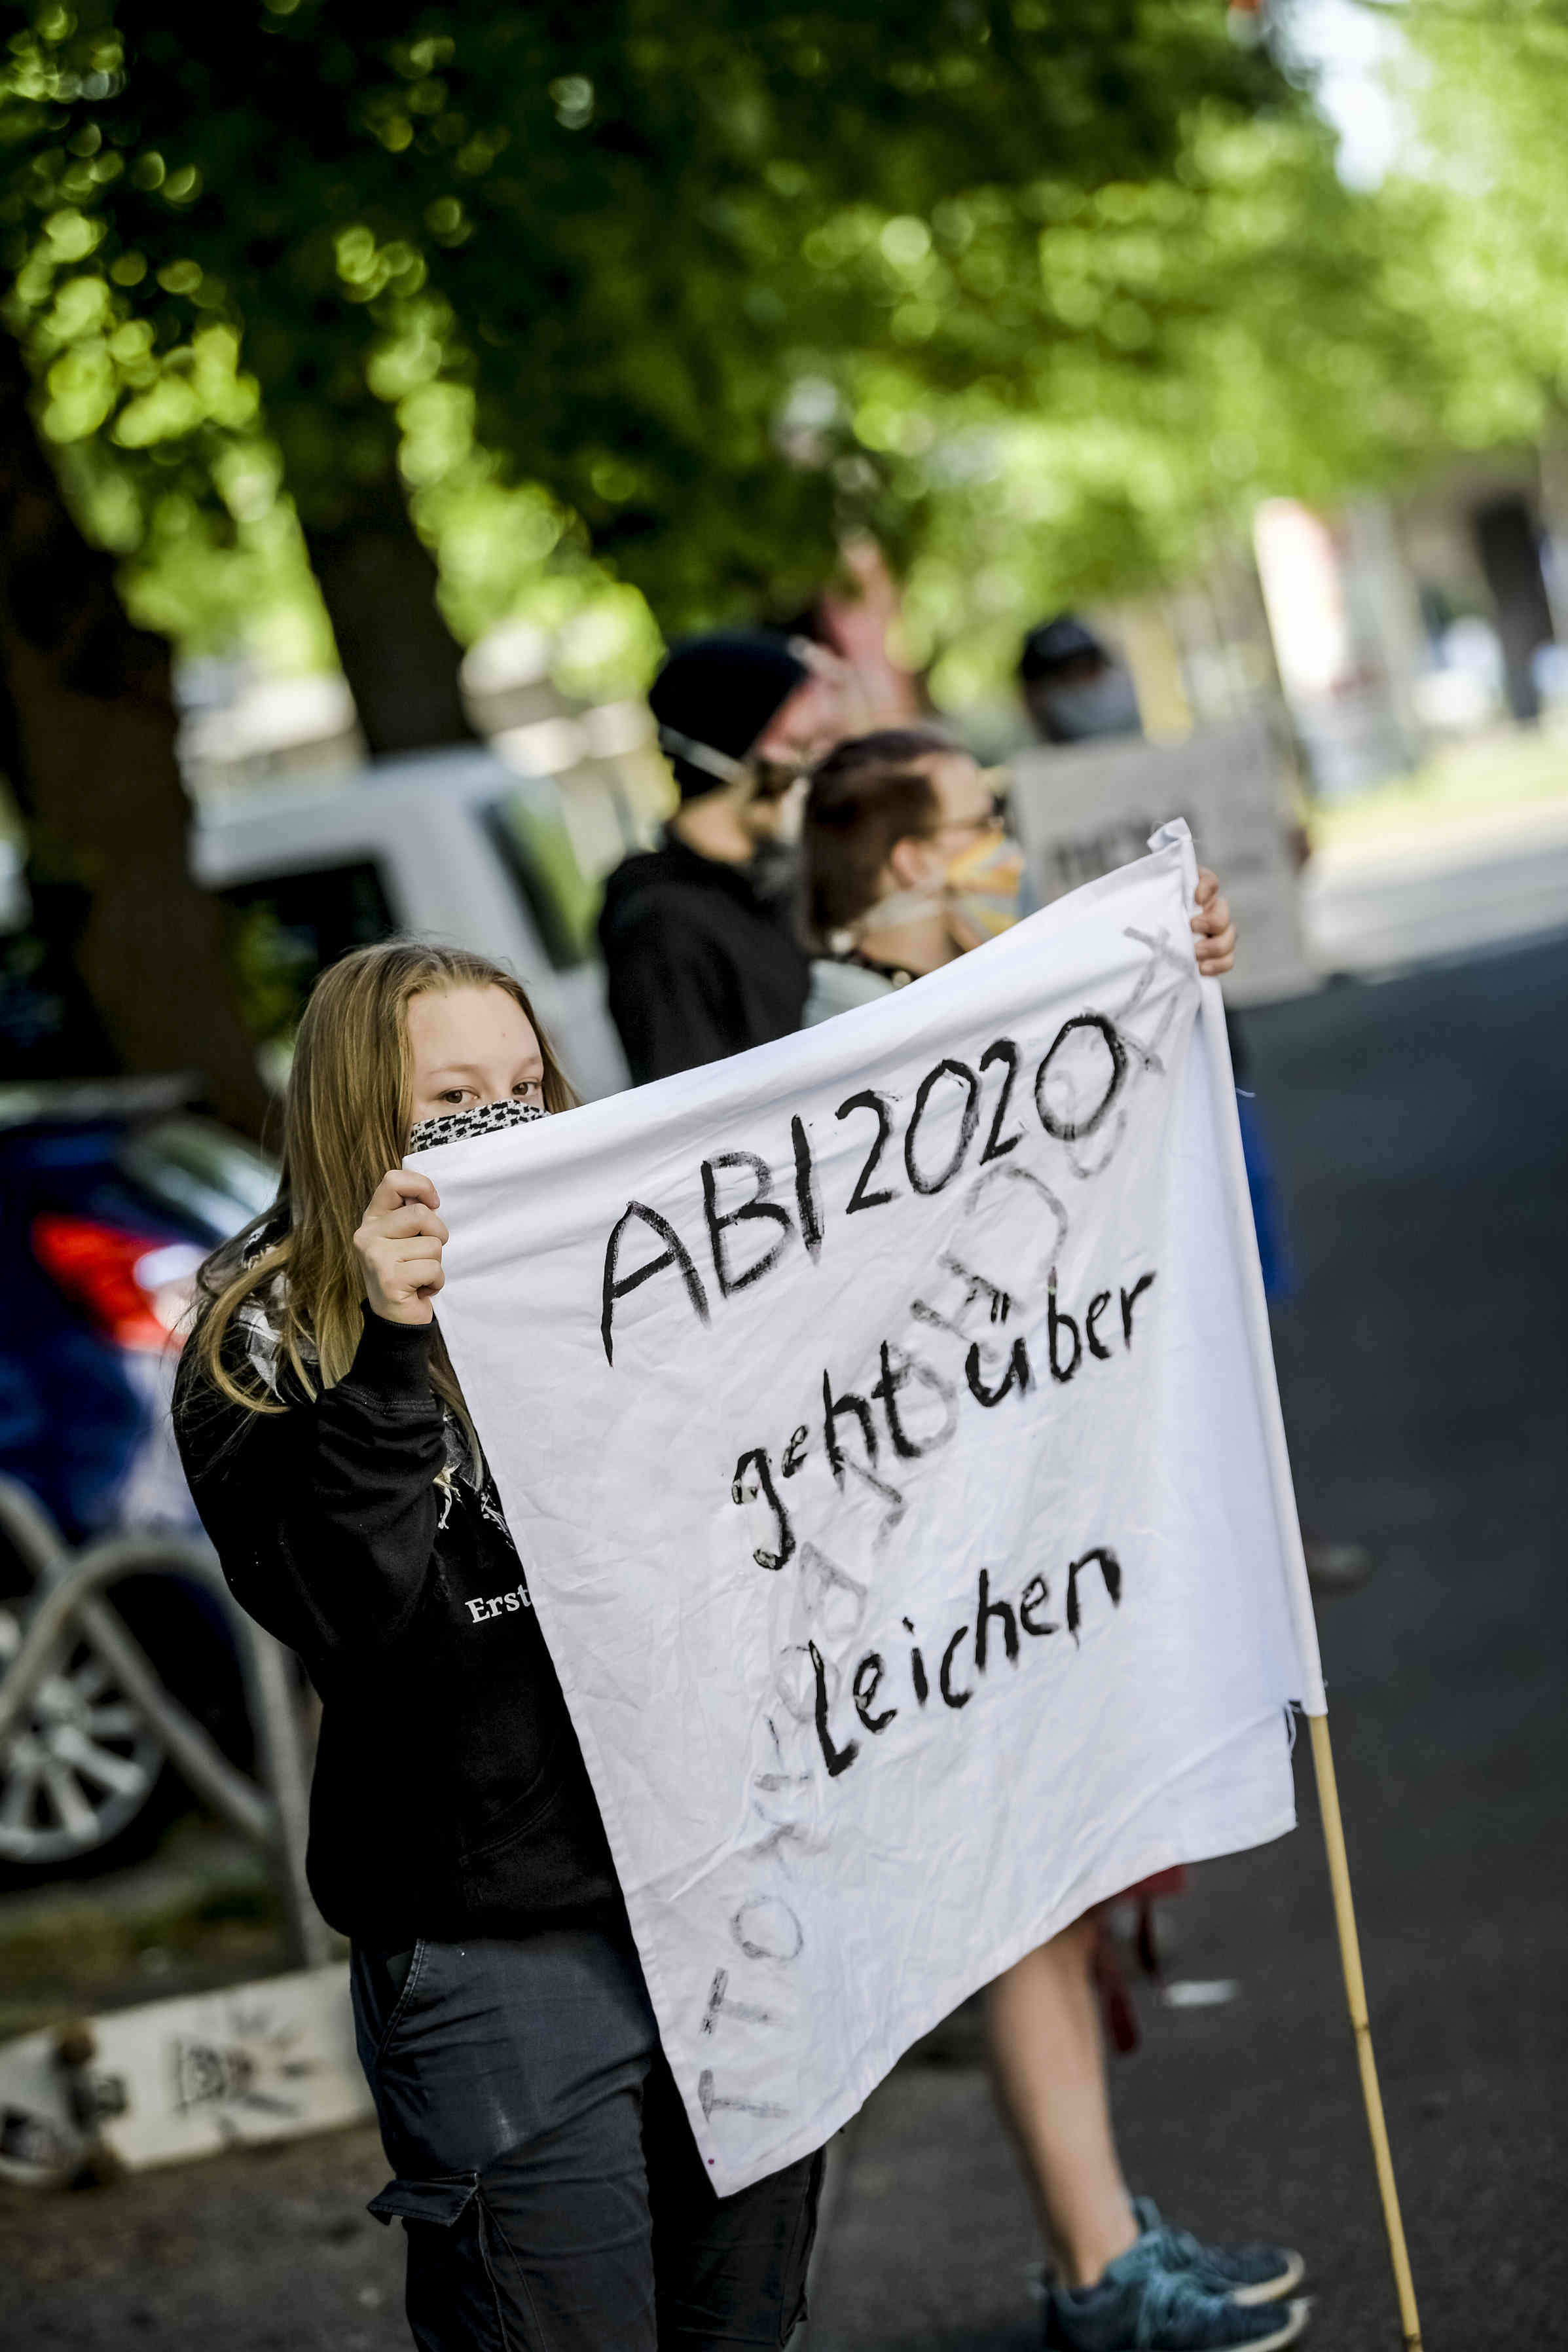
left=411, top=830, right=1322, bottom=2193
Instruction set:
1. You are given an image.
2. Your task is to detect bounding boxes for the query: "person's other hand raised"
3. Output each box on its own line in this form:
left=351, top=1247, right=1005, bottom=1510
left=1192, top=868, right=1236, bottom=978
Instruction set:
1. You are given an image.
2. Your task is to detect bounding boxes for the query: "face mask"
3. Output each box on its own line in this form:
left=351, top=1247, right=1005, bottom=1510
left=849, top=833, right=1024, bottom=951
left=758, top=773, right=809, bottom=846
left=850, top=883, right=948, bottom=941
left=941, top=830, right=1025, bottom=946
left=748, top=839, right=801, bottom=919
left=751, top=755, right=810, bottom=799
left=742, top=767, right=809, bottom=858
left=407, top=1100, right=548, bottom=1154
left=1038, top=669, right=1141, bottom=742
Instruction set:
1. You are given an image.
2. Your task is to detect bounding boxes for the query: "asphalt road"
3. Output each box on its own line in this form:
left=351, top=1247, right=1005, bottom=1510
left=3, top=930, right=1565, bottom=2351
left=810, top=928, right=1568, bottom=2352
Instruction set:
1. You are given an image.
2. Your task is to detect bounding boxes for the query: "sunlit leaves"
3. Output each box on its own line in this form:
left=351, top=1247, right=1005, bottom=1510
left=0, top=0, right=1510, bottom=708
left=1377, top=0, right=1568, bottom=447
left=0, top=0, right=1291, bottom=657
left=43, top=327, right=113, bottom=437
left=834, top=95, right=1476, bottom=704
left=549, top=75, right=593, bottom=130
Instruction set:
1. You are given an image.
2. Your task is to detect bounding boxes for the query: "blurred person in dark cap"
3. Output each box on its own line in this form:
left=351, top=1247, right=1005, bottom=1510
left=598, top=628, right=854, bottom=1084
left=1019, top=613, right=1142, bottom=745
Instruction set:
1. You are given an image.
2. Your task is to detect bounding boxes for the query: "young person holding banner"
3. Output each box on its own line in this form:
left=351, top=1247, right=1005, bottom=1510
left=802, top=729, right=1309, bottom=2352
left=174, top=943, right=823, bottom=2352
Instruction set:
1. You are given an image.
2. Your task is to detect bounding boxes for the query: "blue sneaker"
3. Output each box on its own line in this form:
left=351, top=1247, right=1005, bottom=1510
left=1131, top=2197, right=1306, bottom=2308
left=1043, top=2226, right=1309, bottom=2351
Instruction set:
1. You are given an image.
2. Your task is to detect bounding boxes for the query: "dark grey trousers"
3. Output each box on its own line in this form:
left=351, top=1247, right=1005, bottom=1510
left=351, top=1924, right=822, bottom=2351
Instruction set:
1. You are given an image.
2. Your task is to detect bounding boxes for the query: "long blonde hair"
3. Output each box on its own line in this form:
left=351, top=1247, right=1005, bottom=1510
left=189, top=940, right=575, bottom=1429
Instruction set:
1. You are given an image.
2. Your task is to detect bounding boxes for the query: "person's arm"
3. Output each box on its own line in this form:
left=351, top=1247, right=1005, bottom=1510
left=174, top=1167, right=453, bottom=1676
left=176, top=1308, right=447, bottom=1676
left=604, top=909, right=740, bottom=1083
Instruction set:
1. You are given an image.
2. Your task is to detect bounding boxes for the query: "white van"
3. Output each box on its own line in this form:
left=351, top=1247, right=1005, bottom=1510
left=191, top=745, right=636, bottom=1101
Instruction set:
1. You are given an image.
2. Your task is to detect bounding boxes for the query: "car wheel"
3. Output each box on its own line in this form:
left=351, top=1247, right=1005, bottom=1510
left=0, top=1539, right=257, bottom=1892
left=0, top=1602, right=170, bottom=1884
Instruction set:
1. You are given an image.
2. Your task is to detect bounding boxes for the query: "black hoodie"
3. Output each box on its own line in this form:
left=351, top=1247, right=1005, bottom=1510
left=174, top=1304, right=617, bottom=1946
left=598, top=826, right=811, bottom=1085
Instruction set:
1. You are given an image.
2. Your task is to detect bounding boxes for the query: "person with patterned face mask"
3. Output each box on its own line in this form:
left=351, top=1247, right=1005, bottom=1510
left=800, top=727, right=1232, bottom=1020
left=173, top=942, right=826, bottom=2352
left=799, top=731, right=1022, bottom=1027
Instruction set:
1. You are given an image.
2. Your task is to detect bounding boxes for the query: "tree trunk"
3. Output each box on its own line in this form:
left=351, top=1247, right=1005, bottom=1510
left=303, top=485, right=478, bottom=758
left=1474, top=492, right=1554, bottom=724
left=0, top=327, right=272, bottom=1137
left=253, top=306, right=477, bottom=762
left=272, top=371, right=476, bottom=771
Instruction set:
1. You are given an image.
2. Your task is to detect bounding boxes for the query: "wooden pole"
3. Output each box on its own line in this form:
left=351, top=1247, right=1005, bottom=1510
left=1148, top=820, right=1425, bottom=2350
left=1307, top=1713, right=1424, bottom=2351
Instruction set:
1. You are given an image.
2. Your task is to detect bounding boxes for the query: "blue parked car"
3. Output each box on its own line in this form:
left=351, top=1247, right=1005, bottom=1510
left=0, top=1078, right=276, bottom=1886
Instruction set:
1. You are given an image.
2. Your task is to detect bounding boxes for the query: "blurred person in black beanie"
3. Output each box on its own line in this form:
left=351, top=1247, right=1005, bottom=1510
left=600, top=628, right=851, bottom=1083
left=1019, top=614, right=1142, bottom=745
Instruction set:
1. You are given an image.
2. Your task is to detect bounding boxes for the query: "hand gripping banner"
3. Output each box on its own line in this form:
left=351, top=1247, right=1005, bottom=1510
left=411, top=827, right=1324, bottom=2194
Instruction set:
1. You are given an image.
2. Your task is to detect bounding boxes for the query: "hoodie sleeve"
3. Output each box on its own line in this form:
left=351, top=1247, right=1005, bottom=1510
left=602, top=906, right=740, bottom=1083
left=174, top=1306, right=447, bottom=1681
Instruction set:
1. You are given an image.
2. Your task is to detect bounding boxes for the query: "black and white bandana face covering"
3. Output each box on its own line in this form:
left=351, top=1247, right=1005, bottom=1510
left=407, top=1099, right=549, bottom=1154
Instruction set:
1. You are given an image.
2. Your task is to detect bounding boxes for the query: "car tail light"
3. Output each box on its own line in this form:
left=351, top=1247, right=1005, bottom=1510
left=31, top=1216, right=206, bottom=1351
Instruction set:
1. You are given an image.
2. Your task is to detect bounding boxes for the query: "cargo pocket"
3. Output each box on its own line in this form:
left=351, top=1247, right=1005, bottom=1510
left=368, top=2172, right=477, bottom=2228
left=381, top=2173, right=517, bottom=2352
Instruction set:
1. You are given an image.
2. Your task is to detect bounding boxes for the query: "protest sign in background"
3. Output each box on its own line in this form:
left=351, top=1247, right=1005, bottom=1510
left=1010, top=714, right=1319, bottom=1009
left=411, top=830, right=1323, bottom=2192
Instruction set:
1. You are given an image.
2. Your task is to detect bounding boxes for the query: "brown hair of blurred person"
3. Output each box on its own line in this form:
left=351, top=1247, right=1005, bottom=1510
left=801, top=726, right=958, bottom=942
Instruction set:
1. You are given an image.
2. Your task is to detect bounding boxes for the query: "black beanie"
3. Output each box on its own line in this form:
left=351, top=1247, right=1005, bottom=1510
left=648, top=629, right=811, bottom=800
left=1018, top=613, right=1107, bottom=684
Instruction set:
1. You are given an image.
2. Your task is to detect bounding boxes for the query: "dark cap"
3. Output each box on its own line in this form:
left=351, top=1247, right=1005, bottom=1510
left=1018, top=613, right=1108, bottom=683
left=648, top=629, right=811, bottom=799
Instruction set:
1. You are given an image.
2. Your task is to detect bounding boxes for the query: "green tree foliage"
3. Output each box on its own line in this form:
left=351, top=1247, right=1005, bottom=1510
left=1, top=0, right=1302, bottom=661
left=834, top=98, right=1449, bottom=697
left=1377, top=0, right=1568, bottom=449
left=6, top=0, right=1535, bottom=718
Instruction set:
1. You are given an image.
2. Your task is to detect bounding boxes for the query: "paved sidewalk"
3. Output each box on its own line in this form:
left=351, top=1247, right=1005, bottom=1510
left=1, top=2120, right=407, bottom=2352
